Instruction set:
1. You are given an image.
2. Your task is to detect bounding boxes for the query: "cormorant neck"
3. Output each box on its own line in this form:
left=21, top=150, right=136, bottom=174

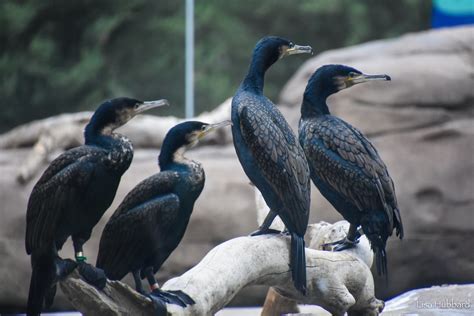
left=241, top=51, right=274, bottom=94
left=84, top=120, right=117, bottom=147
left=159, top=142, right=190, bottom=170
left=301, top=84, right=332, bottom=118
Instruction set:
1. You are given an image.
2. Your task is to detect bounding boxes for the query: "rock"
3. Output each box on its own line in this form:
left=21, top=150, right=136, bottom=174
left=280, top=26, right=474, bottom=110
left=278, top=26, right=474, bottom=299
left=382, top=284, right=474, bottom=315
left=218, top=284, right=474, bottom=315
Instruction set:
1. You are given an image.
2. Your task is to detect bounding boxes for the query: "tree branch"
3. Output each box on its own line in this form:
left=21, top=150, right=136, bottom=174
left=60, top=221, right=383, bottom=316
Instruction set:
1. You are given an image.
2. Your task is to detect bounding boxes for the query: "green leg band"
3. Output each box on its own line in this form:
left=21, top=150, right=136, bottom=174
left=76, top=252, right=87, bottom=262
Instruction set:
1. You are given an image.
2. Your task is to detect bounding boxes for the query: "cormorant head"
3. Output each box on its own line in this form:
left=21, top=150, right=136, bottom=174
left=90, top=97, right=169, bottom=135
left=252, top=36, right=313, bottom=68
left=306, top=64, right=391, bottom=98
left=159, top=120, right=232, bottom=167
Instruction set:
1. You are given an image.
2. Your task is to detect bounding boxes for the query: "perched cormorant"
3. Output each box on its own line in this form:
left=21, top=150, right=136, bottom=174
left=298, top=64, right=403, bottom=275
left=25, top=97, right=168, bottom=315
left=96, top=120, right=231, bottom=306
left=231, top=36, right=313, bottom=294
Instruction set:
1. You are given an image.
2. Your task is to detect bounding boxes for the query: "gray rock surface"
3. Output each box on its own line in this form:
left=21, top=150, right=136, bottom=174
left=1, top=26, right=473, bottom=312
left=278, top=25, right=474, bottom=299
left=218, top=284, right=474, bottom=315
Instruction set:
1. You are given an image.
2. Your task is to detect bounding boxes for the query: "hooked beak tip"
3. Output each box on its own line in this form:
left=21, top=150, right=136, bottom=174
left=135, top=99, right=169, bottom=114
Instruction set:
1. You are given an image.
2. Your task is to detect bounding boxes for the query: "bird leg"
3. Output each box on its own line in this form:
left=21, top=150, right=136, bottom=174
left=250, top=210, right=281, bottom=236
left=322, top=224, right=361, bottom=251
left=133, top=270, right=146, bottom=295
left=72, top=235, right=106, bottom=289
left=144, top=267, right=195, bottom=307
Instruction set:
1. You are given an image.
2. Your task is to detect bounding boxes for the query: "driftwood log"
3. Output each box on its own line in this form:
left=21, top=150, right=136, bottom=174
left=0, top=99, right=232, bottom=183
left=60, top=218, right=383, bottom=316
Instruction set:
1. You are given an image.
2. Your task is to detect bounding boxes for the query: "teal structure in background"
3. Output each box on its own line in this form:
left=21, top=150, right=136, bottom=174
left=432, top=0, right=474, bottom=27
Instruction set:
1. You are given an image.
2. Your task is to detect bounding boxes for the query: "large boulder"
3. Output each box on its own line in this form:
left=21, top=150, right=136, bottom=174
left=279, top=25, right=474, bottom=298
left=0, top=26, right=473, bottom=312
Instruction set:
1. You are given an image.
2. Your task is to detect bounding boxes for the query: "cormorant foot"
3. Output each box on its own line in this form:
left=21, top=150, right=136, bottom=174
left=77, top=262, right=107, bottom=289
left=322, top=237, right=359, bottom=251
left=281, top=229, right=291, bottom=236
left=167, top=290, right=195, bottom=305
left=147, top=294, right=168, bottom=316
left=149, top=289, right=195, bottom=307
left=249, top=228, right=281, bottom=236
left=55, top=258, right=78, bottom=280
left=333, top=238, right=359, bottom=251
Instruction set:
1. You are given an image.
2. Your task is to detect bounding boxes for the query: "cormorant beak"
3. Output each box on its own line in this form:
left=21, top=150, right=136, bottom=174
left=282, top=44, right=313, bottom=58
left=135, top=99, right=169, bottom=114
left=198, top=120, right=232, bottom=139
left=351, top=73, right=391, bottom=85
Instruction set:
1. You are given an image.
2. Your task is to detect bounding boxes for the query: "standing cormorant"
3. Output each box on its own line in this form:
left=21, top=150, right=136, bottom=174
left=25, top=97, right=168, bottom=315
left=96, top=120, right=231, bottom=306
left=298, top=64, right=403, bottom=276
left=231, top=36, right=313, bottom=294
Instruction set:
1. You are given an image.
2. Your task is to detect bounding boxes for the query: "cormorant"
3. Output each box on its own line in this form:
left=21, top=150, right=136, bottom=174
left=231, top=36, right=313, bottom=294
left=25, top=97, right=168, bottom=315
left=96, top=120, right=231, bottom=307
left=298, top=64, right=403, bottom=276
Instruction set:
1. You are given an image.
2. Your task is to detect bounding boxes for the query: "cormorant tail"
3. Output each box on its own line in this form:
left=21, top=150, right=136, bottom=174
left=27, top=253, right=55, bottom=316
left=361, top=213, right=390, bottom=278
left=367, top=233, right=389, bottom=280
left=45, top=284, right=57, bottom=309
left=374, top=246, right=388, bottom=278
left=290, top=232, right=307, bottom=295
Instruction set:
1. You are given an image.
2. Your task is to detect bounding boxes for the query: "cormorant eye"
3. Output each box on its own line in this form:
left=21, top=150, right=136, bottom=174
left=201, top=125, right=207, bottom=131
left=348, top=72, right=357, bottom=78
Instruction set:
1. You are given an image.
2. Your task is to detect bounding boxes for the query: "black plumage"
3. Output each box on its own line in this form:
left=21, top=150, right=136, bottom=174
left=298, top=64, right=403, bottom=276
left=25, top=97, right=168, bottom=315
left=96, top=120, right=230, bottom=306
left=231, top=36, right=313, bottom=294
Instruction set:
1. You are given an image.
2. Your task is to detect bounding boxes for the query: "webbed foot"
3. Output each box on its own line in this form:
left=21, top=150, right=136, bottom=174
left=149, top=288, right=195, bottom=307
left=323, top=237, right=359, bottom=251
left=249, top=228, right=281, bottom=236
left=77, top=262, right=107, bottom=289
left=55, top=258, right=78, bottom=280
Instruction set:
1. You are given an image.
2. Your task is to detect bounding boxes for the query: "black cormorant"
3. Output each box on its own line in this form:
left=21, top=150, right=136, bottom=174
left=231, top=36, right=313, bottom=294
left=298, top=64, right=403, bottom=276
left=25, top=97, right=168, bottom=315
left=96, top=120, right=231, bottom=307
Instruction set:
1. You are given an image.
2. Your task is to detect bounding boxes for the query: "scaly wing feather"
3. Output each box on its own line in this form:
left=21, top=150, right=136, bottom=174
left=239, top=105, right=310, bottom=234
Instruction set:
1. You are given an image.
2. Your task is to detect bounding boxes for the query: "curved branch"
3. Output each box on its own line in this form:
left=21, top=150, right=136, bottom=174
left=60, top=221, right=383, bottom=316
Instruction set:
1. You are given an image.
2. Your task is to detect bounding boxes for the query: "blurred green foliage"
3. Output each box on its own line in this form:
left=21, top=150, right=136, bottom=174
left=0, top=0, right=431, bottom=132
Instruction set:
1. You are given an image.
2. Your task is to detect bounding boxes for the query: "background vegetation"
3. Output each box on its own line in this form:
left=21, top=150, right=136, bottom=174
left=0, top=0, right=431, bottom=132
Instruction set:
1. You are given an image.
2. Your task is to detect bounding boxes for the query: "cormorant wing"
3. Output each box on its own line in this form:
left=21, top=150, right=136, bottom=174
left=109, top=171, right=180, bottom=220
left=25, top=147, right=99, bottom=254
left=239, top=105, right=310, bottom=234
left=97, top=193, right=180, bottom=280
left=301, top=116, right=402, bottom=237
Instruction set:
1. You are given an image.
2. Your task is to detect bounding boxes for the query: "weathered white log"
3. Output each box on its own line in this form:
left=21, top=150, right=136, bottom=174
left=0, top=112, right=91, bottom=149
left=1, top=98, right=232, bottom=183
left=60, top=220, right=383, bottom=316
